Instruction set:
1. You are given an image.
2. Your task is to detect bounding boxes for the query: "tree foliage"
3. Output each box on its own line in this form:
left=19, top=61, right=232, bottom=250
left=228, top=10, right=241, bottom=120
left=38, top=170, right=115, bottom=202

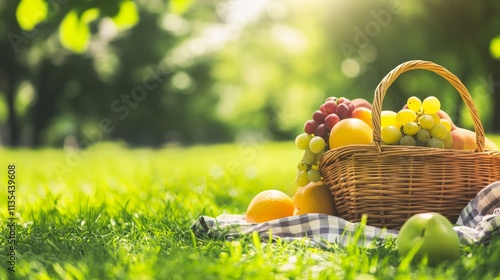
left=1, top=0, right=499, bottom=147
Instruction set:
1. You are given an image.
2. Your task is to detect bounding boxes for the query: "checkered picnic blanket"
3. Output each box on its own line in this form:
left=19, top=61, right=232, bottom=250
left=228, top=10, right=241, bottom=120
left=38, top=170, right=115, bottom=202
left=191, top=181, right=500, bottom=247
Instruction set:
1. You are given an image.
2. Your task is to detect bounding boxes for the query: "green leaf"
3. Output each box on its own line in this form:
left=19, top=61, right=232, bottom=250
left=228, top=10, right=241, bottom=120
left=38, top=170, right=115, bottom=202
left=490, top=35, right=500, bottom=60
left=112, top=1, right=139, bottom=30
left=82, top=8, right=100, bottom=24
left=59, top=9, right=98, bottom=53
left=170, top=0, right=195, bottom=15
left=16, top=0, right=48, bottom=31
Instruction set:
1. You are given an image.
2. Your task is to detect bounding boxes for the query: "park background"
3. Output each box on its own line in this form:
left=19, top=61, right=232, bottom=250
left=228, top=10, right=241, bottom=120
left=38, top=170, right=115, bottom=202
left=1, top=0, right=500, bottom=149
left=1, top=0, right=500, bottom=279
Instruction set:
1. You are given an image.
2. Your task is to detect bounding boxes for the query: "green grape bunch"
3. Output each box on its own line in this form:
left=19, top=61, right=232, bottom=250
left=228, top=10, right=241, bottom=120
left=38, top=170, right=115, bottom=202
left=381, top=96, right=453, bottom=149
left=294, top=96, right=357, bottom=186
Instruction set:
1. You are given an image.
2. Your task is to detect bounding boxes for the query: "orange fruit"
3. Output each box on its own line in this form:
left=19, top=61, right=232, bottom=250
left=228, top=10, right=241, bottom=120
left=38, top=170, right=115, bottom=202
left=245, top=190, right=294, bottom=223
left=329, top=118, right=373, bottom=149
left=351, top=107, right=373, bottom=128
left=293, top=181, right=336, bottom=216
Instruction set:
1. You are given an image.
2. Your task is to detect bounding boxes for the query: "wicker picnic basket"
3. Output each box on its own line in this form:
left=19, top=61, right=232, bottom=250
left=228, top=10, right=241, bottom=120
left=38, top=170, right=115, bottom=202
left=319, top=60, right=500, bottom=229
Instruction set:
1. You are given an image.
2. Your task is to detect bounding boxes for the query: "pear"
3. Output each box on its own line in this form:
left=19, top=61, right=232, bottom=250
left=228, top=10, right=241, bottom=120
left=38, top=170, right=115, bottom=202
left=451, top=127, right=499, bottom=151
left=451, top=128, right=476, bottom=150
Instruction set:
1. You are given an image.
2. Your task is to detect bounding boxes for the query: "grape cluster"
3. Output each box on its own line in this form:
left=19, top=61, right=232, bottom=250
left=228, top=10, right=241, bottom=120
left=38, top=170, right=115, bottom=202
left=304, top=97, right=355, bottom=143
left=295, top=97, right=355, bottom=186
left=381, top=96, right=453, bottom=148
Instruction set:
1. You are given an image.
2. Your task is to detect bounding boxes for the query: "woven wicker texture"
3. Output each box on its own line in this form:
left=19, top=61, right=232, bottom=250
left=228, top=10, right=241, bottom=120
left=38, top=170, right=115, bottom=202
left=320, top=60, right=500, bottom=229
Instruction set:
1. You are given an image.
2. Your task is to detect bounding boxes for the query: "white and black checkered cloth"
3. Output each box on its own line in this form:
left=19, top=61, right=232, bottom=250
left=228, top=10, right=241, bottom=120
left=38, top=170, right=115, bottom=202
left=192, top=181, right=500, bottom=247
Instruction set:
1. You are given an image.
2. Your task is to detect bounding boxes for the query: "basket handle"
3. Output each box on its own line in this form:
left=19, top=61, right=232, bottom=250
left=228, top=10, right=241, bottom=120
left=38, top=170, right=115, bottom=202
left=372, top=60, right=485, bottom=152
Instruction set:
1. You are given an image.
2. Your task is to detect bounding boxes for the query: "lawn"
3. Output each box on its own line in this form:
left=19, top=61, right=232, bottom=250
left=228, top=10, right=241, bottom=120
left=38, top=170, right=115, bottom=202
left=1, top=138, right=500, bottom=279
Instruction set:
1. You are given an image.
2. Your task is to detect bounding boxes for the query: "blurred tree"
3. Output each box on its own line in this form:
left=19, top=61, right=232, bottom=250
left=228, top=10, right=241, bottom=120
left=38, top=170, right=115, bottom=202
left=0, top=1, right=23, bottom=146
left=212, top=0, right=500, bottom=137
left=324, top=0, right=500, bottom=131
left=1, top=0, right=234, bottom=147
left=1, top=0, right=135, bottom=146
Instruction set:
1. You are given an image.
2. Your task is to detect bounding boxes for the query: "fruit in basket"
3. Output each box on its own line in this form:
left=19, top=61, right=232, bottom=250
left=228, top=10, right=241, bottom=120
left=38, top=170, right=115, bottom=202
left=382, top=125, right=403, bottom=145
left=451, top=128, right=476, bottom=150
left=440, top=119, right=453, bottom=132
left=313, top=110, right=327, bottom=123
left=336, top=103, right=352, bottom=119
left=403, top=122, right=419, bottom=136
left=295, top=96, right=364, bottom=186
left=304, top=120, right=319, bottom=135
left=442, top=133, right=453, bottom=149
left=352, top=107, right=373, bottom=128
left=301, top=148, right=317, bottom=165
left=407, top=96, right=422, bottom=112
left=324, top=113, right=341, bottom=130
left=295, top=133, right=313, bottom=150
left=451, top=128, right=500, bottom=151
left=418, top=115, right=435, bottom=130
left=314, top=124, right=329, bottom=141
left=295, top=129, right=326, bottom=185
left=309, top=136, right=326, bottom=154
left=245, top=190, right=294, bottom=223
left=293, top=181, right=336, bottom=216
left=351, top=98, right=372, bottom=110
left=400, top=135, right=416, bottom=146
left=429, top=124, right=449, bottom=140
left=431, top=113, right=441, bottom=124
left=381, top=110, right=398, bottom=128
left=426, top=138, right=444, bottom=149
left=421, top=96, right=441, bottom=115
left=415, top=129, right=431, bottom=143
left=302, top=97, right=362, bottom=142
left=323, top=100, right=337, bottom=114
left=307, top=168, right=321, bottom=182
left=295, top=138, right=324, bottom=186
left=295, top=146, right=324, bottom=186
left=437, top=110, right=457, bottom=130
left=329, top=118, right=373, bottom=149
left=295, top=170, right=310, bottom=187
left=398, top=212, right=460, bottom=266
left=396, top=109, right=417, bottom=127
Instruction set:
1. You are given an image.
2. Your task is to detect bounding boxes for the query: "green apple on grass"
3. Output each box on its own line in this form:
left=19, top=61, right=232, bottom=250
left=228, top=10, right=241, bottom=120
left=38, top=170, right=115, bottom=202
left=398, top=212, right=460, bottom=266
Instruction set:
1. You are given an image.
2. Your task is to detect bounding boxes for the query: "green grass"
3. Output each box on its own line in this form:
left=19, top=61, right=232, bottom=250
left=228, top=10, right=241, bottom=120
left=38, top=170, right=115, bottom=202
left=1, top=138, right=500, bottom=279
